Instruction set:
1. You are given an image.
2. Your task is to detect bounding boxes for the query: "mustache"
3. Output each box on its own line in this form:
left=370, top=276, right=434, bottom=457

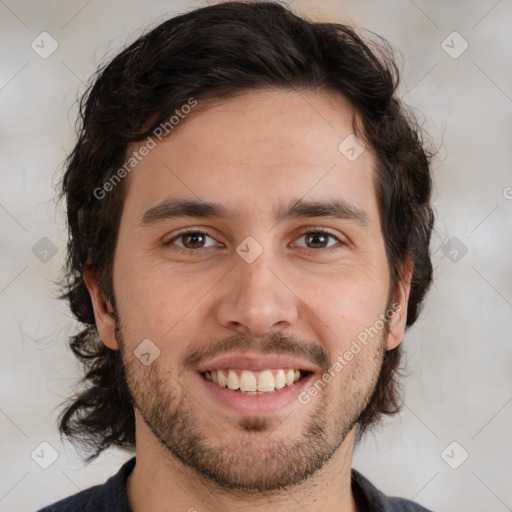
left=182, top=331, right=331, bottom=373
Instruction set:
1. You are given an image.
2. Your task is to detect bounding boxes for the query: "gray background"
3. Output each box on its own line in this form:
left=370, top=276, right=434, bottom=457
left=1, top=1, right=511, bottom=511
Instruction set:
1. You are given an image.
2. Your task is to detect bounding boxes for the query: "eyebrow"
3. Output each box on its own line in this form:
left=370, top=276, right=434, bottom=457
left=139, top=197, right=371, bottom=228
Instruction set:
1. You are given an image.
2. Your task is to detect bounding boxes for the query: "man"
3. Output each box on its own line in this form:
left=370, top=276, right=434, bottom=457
left=40, top=1, right=435, bottom=510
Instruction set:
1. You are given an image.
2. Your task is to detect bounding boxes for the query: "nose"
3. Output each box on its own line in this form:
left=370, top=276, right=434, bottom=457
left=215, top=251, right=299, bottom=337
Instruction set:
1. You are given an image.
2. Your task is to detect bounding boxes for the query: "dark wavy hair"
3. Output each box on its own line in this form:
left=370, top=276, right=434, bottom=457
left=57, top=0, right=434, bottom=461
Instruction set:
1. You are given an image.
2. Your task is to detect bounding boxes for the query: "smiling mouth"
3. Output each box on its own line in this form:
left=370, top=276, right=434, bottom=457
left=200, top=368, right=312, bottom=394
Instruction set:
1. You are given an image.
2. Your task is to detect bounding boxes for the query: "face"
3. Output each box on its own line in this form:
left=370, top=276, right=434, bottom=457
left=87, top=88, right=410, bottom=491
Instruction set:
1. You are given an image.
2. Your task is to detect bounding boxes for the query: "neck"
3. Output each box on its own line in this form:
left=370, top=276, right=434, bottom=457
left=126, top=416, right=360, bottom=512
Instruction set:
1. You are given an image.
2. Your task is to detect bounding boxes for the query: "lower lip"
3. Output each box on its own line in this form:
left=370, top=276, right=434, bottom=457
left=198, top=373, right=314, bottom=415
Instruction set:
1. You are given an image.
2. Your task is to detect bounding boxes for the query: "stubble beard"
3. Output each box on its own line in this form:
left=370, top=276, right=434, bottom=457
left=114, top=312, right=389, bottom=493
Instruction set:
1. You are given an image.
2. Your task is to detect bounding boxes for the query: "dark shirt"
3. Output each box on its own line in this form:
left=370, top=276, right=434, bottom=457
left=37, top=457, right=433, bottom=511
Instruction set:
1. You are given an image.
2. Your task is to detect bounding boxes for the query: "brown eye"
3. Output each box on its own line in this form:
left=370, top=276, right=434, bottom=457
left=181, top=232, right=207, bottom=249
left=304, top=232, right=330, bottom=248
left=166, top=230, right=217, bottom=250
left=295, top=230, right=341, bottom=250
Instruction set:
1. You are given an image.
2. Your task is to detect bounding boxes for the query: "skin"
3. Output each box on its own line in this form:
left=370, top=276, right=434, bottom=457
left=85, top=88, right=412, bottom=512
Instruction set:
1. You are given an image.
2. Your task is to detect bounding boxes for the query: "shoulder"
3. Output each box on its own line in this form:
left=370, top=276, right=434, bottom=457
left=35, top=458, right=136, bottom=512
left=386, top=496, right=434, bottom=511
left=36, top=484, right=107, bottom=512
left=352, top=468, right=434, bottom=512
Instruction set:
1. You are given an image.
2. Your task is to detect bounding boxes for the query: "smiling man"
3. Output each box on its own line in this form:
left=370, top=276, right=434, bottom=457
left=40, top=2, right=435, bottom=511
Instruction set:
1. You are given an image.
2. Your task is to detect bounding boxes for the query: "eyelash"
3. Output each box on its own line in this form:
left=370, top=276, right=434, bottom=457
left=164, top=227, right=345, bottom=255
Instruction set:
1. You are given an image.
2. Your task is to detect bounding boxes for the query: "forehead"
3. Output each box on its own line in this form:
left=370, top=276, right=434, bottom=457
left=121, top=88, right=378, bottom=225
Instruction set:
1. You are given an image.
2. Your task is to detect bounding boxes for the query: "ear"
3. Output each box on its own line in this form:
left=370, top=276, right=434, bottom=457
left=385, top=258, right=413, bottom=351
left=83, top=268, right=119, bottom=350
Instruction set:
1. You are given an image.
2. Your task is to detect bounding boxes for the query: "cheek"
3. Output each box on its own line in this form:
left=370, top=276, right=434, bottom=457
left=289, top=267, right=389, bottom=341
left=114, top=259, right=219, bottom=343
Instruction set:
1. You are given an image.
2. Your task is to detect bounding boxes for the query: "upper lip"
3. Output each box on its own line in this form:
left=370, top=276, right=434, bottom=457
left=195, top=353, right=319, bottom=374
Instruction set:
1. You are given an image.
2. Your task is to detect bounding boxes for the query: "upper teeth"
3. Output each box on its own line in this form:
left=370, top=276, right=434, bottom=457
left=204, top=369, right=302, bottom=393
